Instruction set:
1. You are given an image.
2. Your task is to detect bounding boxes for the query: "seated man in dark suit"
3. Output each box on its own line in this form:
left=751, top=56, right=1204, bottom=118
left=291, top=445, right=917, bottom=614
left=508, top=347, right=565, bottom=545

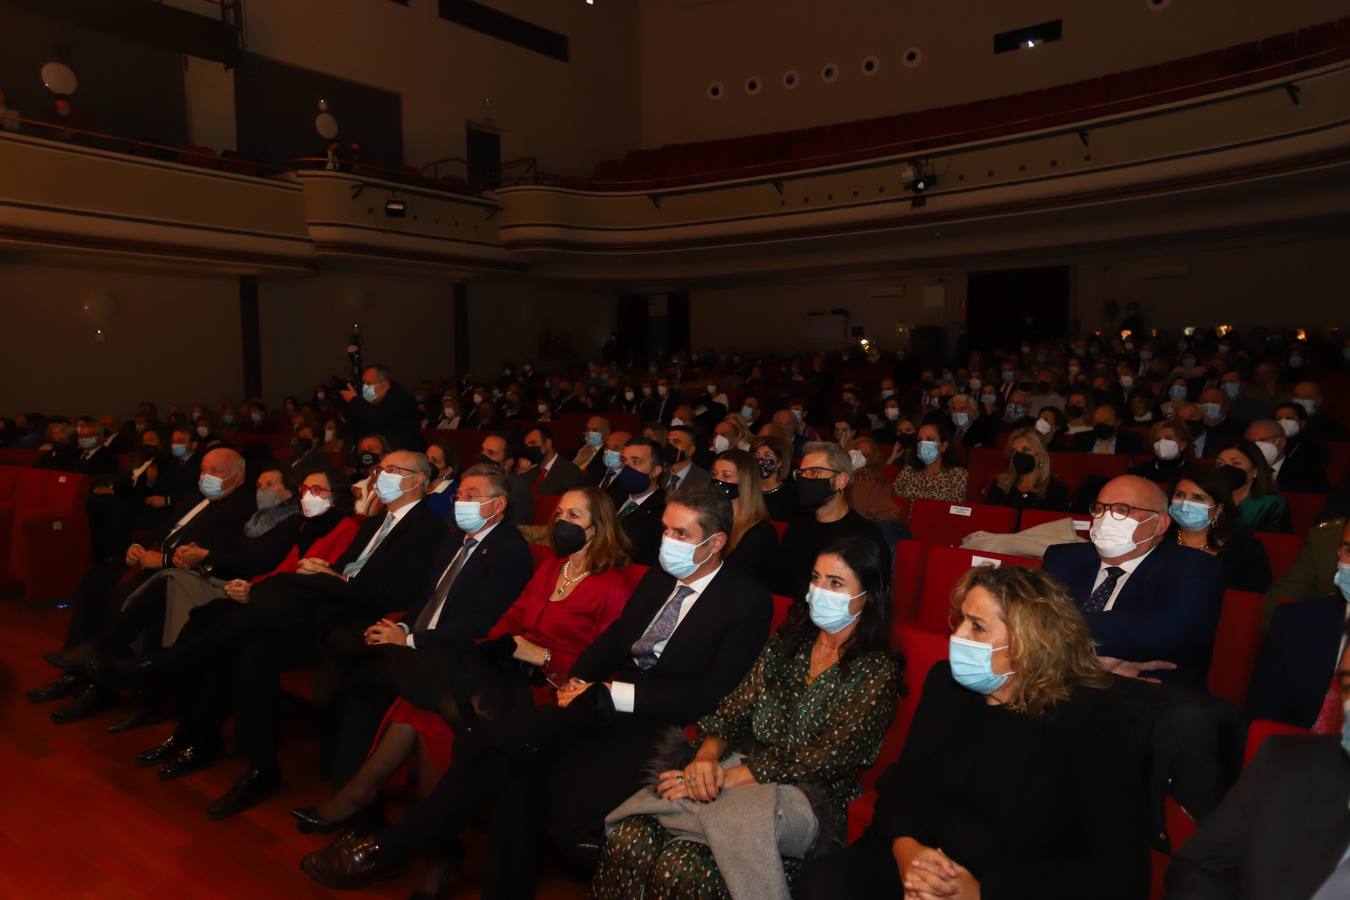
left=519, top=425, right=583, bottom=496
left=1068, top=404, right=1145, bottom=455
left=1043, top=475, right=1225, bottom=690
left=318, top=464, right=535, bottom=786
left=1164, top=630, right=1350, bottom=900
left=299, top=484, right=772, bottom=897
left=478, top=432, right=533, bottom=527
left=1246, top=520, right=1350, bottom=730
left=1246, top=418, right=1329, bottom=494
left=129, top=450, right=446, bottom=819
left=1190, top=390, right=1246, bottom=459
left=72, top=417, right=119, bottom=477
left=28, top=446, right=257, bottom=722
left=596, top=429, right=632, bottom=498
left=612, top=436, right=666, bottom=566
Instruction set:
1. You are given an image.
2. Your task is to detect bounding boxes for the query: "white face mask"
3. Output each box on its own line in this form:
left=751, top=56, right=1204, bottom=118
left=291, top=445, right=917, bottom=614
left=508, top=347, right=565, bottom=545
left=1089, top=511, right=1156, bottom=558
left=1034, top=417, right=1053, bottom=436
left=884, top=407, right=900, bottom=421
left=1153, top=438, right=1179, bottom=461
left=711, top=434, right=731, bottom=453
left=300, top=493, right=332, bottom=518
left=1255, top=440, right=1280, bottom=465
left=848, top=449, right=867, bottom=471
left=1277, top=418, right=1300, bottom=437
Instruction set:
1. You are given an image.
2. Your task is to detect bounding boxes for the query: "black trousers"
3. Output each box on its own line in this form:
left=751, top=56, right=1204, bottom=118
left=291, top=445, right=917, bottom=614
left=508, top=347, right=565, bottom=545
left=93, top=573, right=169, bottom=656
left=63, top=559, right=146, bottom=650
left=793, top=832, right=902, bottom=899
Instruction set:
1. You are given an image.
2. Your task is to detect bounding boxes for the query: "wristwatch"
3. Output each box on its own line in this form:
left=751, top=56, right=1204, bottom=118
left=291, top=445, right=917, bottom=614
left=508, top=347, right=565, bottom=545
left=541, top=648, right=552, bottom=670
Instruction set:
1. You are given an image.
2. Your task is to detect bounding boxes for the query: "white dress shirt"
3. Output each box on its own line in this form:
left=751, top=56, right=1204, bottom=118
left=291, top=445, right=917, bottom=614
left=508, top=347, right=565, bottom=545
left=349, top=498, right=419, bottom=568
left=1091, top=545, right=1157, bottom=612
left=610, top=563, right=723, bottom=713
left=402, top=520, right=497, bottom=649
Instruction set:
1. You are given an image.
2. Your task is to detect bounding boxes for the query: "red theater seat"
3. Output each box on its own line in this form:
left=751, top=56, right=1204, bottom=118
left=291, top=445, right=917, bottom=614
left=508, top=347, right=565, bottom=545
left=915, top=546, right=1042, bottom=632
left=1243, top=719, right=1307, bottom=766
left=1255, top=531, right=1302, bottom=582
left=1205, top=590, right=1265, bottom=708
left=532, top=492, right=560, bottom=525
left=908, top=498, right=1016, bottom=547
left=770, top=594, right=794, bottom=634
left=892, top=539, right=928, bottom=626
left=1283, top=492, right=1323, bottom=536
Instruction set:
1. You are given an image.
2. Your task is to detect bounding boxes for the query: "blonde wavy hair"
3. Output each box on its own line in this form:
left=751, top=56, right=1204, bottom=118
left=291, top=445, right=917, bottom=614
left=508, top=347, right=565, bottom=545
left=949, top=565, right=1110, bottom=717
left=994, top=426, right=1051, bottom=495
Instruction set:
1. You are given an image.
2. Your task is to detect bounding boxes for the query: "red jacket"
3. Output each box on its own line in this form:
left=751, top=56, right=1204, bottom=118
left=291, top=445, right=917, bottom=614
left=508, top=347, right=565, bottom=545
left=249, top=515, right=362, bottom=583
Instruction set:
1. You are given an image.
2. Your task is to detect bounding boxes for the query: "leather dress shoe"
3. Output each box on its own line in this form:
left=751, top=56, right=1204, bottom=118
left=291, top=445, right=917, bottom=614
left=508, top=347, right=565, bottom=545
left=136, top=735, right=180, bottom=767
left=84, top=655, right=157, bottom=691
left=300, top=834, right=405, bottom=891
left=50, top=684, right=112, bottom=724
left=289, top=806, right=344, bottom=835
left=207, top=768, right=282, bottom=820
left=158, top=742, right=223, bottom=780
left=27, top=673, right=83, bottom=704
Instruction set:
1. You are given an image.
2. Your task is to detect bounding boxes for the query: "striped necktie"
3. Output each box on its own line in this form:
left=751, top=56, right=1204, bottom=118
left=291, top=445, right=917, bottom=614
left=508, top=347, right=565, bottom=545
left=342, top=513, right=396, bottom=579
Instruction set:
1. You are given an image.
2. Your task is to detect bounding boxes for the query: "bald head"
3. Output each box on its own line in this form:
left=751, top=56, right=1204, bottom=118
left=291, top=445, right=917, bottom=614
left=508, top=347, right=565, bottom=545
left=200, top=447, right=245, bottom=499
left=1093, top=475, right=1169, bottom=563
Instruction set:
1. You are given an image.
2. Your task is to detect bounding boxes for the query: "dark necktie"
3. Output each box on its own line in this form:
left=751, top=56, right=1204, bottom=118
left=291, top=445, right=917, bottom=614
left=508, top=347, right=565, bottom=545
left=631, top=585, right=695, bottom=670
left=1083, top=566, right=1125, bottom=614
left=618, top=499, right=638, bottom=519
left=412, top=538, right=478, bottom=632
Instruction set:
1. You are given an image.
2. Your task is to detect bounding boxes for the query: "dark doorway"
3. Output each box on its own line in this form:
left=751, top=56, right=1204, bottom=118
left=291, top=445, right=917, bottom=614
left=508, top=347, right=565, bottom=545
left=966, top=266, right=1070, bottom=350
left=466, top=125, right=501, bottom=193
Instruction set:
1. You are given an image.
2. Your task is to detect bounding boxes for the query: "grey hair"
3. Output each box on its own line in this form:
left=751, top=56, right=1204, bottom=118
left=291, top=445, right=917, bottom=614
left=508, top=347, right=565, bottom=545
left=405, top=451, right=436, bottom=483
left=803, top=440, right=854, bottom=477
left=460, top=463, right=509, bottom=498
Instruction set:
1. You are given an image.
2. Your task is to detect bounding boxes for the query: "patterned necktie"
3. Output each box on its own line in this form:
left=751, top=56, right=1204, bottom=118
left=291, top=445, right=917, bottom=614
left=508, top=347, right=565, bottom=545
left=341, top=513, right=396, bottom=579
left=413, top=538, right=478, bottom=632
left=618, top=499, right=638, bottom=519
left=1312, top=673, right=1345, bottom=736
left=631, top=585, right=695, bottom=670
left=1083, top=566, right=1125, bottom=614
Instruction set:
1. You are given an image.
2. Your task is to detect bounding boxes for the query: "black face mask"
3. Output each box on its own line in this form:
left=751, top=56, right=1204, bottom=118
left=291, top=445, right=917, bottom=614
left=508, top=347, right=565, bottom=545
left=522, top=445, right=544, bottom=465
left=795, top=476, right=836, bottom=510
left=614, top=465, right=652, bottom=495
left=1012, top=451, right=1037, bottom=476
left=1093, top=423, right=1117, bottom=441
left=477, top=454, right=500, bottom=470
left=1065, top=404, right=1085, bottom=419
left=550, top=520, right=589, bottom=557
left=1217, top=463, right=1249, bottom=493
left=1018, top=381, right=1034, bottom=392
left=710, top=479, right=740, bottom=501
left=897, top=432, right=918, bottom=449
left=756, top=458, right=778, bottom=480
left=354, top=450, right=380, bottom=470
left=293, top=437, right=313, bottom=453
left=663, top=443, right=685, bottom=467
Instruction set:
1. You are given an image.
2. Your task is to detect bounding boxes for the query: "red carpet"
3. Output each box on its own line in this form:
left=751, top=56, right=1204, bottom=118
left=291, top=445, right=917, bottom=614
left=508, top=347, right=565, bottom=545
left=0, top=597, right=588, bottom=899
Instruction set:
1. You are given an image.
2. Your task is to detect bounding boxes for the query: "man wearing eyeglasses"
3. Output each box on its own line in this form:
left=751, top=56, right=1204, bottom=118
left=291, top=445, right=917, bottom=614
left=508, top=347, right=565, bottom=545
left=1043, top=474, right=1225, bottom=690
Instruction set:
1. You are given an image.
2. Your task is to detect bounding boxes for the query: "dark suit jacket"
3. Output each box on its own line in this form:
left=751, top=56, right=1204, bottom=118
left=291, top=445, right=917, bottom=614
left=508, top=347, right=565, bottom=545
left=1244, top=593, right=1345, bottom=729
left=571, top=562, right=772, bottom=725
left=1197, top=420, right=1244, bottom=459
left=35, top=444, right=79, bottom=471
left=641, top=394, right=674, bottom=425
left=619, top=489, right=666, bottom=566
left=153, top=486, right=257, bottom=558
left=1165, top=735, right=1350, bottom=900
left=1043, top=541, right=1225, bottom=690
left=1068, top=429, right=1145, bottom=456
left=1276, top=441, right=1330, bottom=493
left=75, top=445, right=119, bottom=477
left=725, top=518, right=779, bottom=592
left=331, top=499, right=447, bottom=620
left=401, top=521, right=533, bottom=651
left=523, top=457, right=584, bottom=496
left=504, top=473, right=533, bottom=527
left=343, top=381, right=425, bottom=451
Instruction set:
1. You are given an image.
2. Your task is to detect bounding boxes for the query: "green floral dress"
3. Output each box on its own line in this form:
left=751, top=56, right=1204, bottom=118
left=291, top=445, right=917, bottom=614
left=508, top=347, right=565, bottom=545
left=591, top=635, right=899, bottom=899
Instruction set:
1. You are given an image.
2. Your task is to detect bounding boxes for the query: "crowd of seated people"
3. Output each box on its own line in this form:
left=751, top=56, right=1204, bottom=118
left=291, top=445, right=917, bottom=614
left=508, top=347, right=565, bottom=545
left=3, top=324, right=1349, bottom=898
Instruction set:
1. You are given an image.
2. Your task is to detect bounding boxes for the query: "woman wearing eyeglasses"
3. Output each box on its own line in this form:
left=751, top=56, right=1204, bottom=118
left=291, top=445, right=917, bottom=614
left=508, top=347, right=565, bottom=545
left=796, top=566, right=1149, bottom=900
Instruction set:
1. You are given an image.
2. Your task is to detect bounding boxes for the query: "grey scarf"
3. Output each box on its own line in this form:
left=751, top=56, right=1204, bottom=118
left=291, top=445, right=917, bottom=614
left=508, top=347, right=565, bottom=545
left=243, top=500, right=300, bottom=538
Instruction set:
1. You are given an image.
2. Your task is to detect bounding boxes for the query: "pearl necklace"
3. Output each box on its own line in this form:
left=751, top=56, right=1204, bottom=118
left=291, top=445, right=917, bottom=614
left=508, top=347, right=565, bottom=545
left=553, top=559, right=589, bottom=598
left=1176, top=530, right=1211, bottom=553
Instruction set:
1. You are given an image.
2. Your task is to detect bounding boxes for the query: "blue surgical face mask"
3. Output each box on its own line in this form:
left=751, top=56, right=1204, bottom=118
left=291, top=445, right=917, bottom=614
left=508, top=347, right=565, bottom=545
left=740, top=405, right=754, bottom=421
left=454, top=498, right=493, bottom=533
left=1168, top=385, right=1187, bottom=401
left=951, top=412, right=970, bottom=429
left=949, top=635, right=1012, bottom=695
left=1169, top=499, right=1213, bottom=532
left=199, top=473, right=225, bottom=499
left=602, top=448, right=622, bottom=470
left=806, top=585, right=862, bottom=634
left=585, top=431, right=604, bottom=449
left=659, top=533, right=715, bottom=579
left=375, top=469, right=408, bottom=504
left=1001, top=370, right=1015, bottom=383
left=1342, top=700, right=1350, bottom=755
left=1221, top=382, right=1241, bottom=399
left=78, top=436, right=99, bottom=450
left=1335, top=562, right=1350, bottom=601
left=1200, top=402, right=1222, bottom=422
left=171, top=443, right=189, bottom=460
left=361, top=383, right=378, bottom=403
left=917, top=440, right=941, bottom=465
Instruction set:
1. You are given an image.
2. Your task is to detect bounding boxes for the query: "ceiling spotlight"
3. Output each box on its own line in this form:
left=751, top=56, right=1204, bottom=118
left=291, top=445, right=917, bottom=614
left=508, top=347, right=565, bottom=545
left=1023, top=38, right=1041, bottom=49
left=907, top=167, right=936, bottom=207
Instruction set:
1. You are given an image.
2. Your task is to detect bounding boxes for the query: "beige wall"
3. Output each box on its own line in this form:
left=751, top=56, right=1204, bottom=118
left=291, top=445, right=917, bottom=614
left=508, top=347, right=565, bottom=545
left=639, top=0, right=1350, bottom=147
left=467, top=278, right=618, bottom=374
left=229, top=0, right=642, bottom=176
left=0, top=262, right=242, bottom=416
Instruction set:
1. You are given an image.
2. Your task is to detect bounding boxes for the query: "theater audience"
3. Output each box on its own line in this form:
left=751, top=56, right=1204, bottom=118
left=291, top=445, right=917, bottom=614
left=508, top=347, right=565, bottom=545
left=1216, top=440, right=1292, bottom=533
left=478, top=432, right=533, bottom=526
left=340, top=365, right=423, bottom=451
left=1196, top=388, right=1246, bottom=456
left=1043, top=475, right=1225, bottom=690
left=709, top=449, right=779, bottom=590
left=1293, top=379, right=1346, bottom=443
left=595, top=537, right=899, bottom=897
left=574, top=415, right=610, bottom=482
left=420, top=441, right=460, bottom=520
left=891, top=419, right=968, bottom=503
left=1132, top=418, right=1194, bottom=482
left=1169, top=466, right=1272, bottom=593
left=350, top=433, right=390, bottom=517
left=752, top=433, right=798, bottom=522
left=777, top=443, right=892, bottom=599
left=663, top=424, right=709, bottom=494
left=845, top=436, right=906, bottom=548
left=520, top=425, right=584, bottom=495
left=1245, top=417, right=1328, bottom=493
left=1165, top=627, right=1350, bottom=899
left=1064, top=390, right=1094, bottom=435
left=298, top=486, right=772, bottom=897
left=796, top=565, right=1148, bottom=900
left=948, top=392, right=997, bottom=453
left=1070, top=403, right=1145, bottom=455
left=1245, top=520, right=1350, bottom=730
left=985, top=427, right=1069, bottom=511
left=613, top=437, right=667, bottom=566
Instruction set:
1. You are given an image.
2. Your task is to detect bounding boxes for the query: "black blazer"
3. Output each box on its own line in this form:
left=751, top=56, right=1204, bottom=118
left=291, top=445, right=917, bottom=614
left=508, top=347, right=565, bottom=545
left=1197, top=420, right=1244, bottom=459
left=332, top=499, right=447, bottom=619
left=153, top=486, right=257, bottom=558
left=1068, top=429, right=1145, bottom=456
left=1276, top=440, right=1330, bottom=493
left=204, top=506, right=305, bottom=581
left=1042, top=541, right=1225, bottom=690
left=524, top=457, right=585, bottom=496
left=571, top=563, right=772, bottom=725
left=343, top=381, right=425, bottom=452
left=725, top=517, right=779, bottom=593
left=34, top=444, right=80, bottom=472
left=619, top=490, right=666, bottom=567
left=1165, top=734, right=1350, bottom=900
left=76, top=445, right=120, bottom=478
left=1244, top=592, right=1345, bottom=729
left=402, top=521, right=534, bottom=651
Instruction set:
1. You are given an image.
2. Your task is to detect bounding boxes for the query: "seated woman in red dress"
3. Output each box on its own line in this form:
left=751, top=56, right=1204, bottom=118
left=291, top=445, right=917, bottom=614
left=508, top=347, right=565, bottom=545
left=290, top=485, right=633, bottom=845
